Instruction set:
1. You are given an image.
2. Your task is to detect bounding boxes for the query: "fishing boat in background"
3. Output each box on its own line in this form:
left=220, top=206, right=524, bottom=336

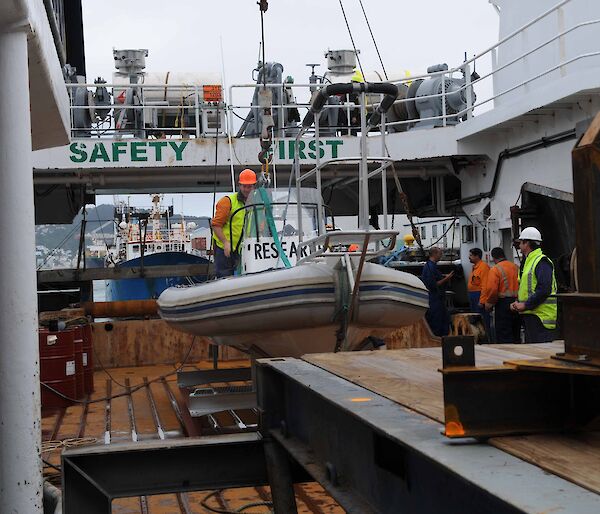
left=105, top=194, right=210, bottom=301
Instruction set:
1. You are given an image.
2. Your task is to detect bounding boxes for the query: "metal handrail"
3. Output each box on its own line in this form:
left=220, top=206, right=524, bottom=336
left=66, top=0, right=597, bottom=138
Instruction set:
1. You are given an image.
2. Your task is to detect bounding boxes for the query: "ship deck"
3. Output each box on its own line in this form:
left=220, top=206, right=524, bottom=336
left=301, top=342, right=600, bottom=495
left=41, top=359, right=343, bottom=513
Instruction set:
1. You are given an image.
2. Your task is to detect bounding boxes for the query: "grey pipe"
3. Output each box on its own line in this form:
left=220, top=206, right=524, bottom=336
left=43, top=0, right=67, bottom=69
left=43, top=480, right=62, bottom=514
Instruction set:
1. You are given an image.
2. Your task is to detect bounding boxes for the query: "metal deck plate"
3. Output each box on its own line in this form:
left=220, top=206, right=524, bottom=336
left=257, top=357, right=600, bottom=514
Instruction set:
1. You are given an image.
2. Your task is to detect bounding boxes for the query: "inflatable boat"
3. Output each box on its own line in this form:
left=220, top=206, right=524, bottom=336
left=158, top=259, right=428, bottom=357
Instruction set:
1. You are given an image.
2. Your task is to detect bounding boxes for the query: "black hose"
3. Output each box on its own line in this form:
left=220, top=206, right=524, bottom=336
left=457, top=128, right=576, bottom=206
left=302, top=82, right=399, bottom=128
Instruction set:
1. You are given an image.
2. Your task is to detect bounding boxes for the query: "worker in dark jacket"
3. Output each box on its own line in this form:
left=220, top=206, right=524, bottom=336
left=421, top=247, right=454, bottom=337
left=510, top=227, right=557, bottom=342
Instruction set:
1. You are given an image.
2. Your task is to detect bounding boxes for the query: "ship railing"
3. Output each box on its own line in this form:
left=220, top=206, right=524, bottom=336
left=229, top=0, right=599, bottom=132
left=377, top=0, right=597, bottom=129
left=295, top=230, right=397, bottom=266
left=66, top=82, right=227, bottom=139
left=66, top=0, right=600, bottom=139
left=125, top=228, right=190, bottom=243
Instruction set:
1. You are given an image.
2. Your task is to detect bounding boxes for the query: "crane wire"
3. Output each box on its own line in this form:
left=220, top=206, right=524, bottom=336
left=338, top=0, right=365, bottom=77
left=357, top=0, right=388, bottom=80
left=260, top=6, right=267, bottom=88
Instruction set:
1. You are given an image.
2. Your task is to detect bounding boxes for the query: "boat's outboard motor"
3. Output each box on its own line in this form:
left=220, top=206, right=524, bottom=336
left=406, top=63, right=476, bottom=129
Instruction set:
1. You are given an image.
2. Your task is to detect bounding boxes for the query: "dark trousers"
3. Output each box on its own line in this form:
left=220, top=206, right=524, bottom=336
left=494, top=297, right=520, bottom=343
left=469, top=291, right=492, bottom=341
left=522, top=314, right=556, bottom=343
left=214, top=246, right=239, bottom=278
left=426, top=293, right=450, bottom=337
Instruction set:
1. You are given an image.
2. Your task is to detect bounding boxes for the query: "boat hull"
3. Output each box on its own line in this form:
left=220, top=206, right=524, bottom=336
left=106, top=252, right=209, bottom=301
left=158, top=261, right=429, bottom=357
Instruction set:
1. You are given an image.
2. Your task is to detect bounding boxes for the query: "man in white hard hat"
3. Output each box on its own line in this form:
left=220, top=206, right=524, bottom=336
left=510, top=227, right=558, bottom=342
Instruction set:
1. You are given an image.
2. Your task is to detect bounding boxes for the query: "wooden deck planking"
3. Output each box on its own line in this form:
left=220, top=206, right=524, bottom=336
left=304, top=343, right=600, bottom=494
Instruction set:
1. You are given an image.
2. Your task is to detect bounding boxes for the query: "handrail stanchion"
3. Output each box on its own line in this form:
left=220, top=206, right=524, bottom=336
left=441, top=72, right=447, bottom=127
left=279, top=83, right=285, bottom=137
left=464, top=62, right=473, bottom=120
left=315, top=113, right=323, bottom=234
left=295, top=129, right=304, bottom=244
left=381, top=110, right=388, bottom=231
left=194, top=85, right=200, bottom=138
left=359, top=92, right=369, bottom=229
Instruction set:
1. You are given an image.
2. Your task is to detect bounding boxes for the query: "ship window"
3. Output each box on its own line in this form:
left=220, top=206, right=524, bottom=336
left=157, top=245, right=162, bottom=250
left=133, top=244, right=139, bottom=252
left=420, top=226, right=426, bottom=239
left=432, top=225, right=438, bottom=238
left=462, top=225, right=474, bottom=243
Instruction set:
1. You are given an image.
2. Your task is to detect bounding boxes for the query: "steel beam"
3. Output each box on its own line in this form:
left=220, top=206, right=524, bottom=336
left=177, top=368, right=252, bottom=388
left=62, top=434, right=264, bottom=513
left=188, top=387, right=256, bottom=417
left=441, top=337, right=600, bottom=437
left=257, top=357, right=600, bottom=514
left=37, top=263, right=213, bottom=284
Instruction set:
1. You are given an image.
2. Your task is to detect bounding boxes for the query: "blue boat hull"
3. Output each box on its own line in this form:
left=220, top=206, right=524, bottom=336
left=105, top=252, right=209, bottom=301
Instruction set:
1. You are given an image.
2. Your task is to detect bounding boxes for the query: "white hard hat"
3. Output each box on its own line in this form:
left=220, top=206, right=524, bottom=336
left=518, top=226, right=542, bottom=242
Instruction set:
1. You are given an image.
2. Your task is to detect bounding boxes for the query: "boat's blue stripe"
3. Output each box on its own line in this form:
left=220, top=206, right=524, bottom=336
left=160, top=286, right=335, bottom=315
left=359, top=284, right=429, bottom=301
left=161, top=283, right=428, bottom=317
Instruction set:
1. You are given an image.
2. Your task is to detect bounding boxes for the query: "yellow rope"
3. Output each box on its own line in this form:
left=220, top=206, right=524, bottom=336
left=41, top=437, right=97, bottom=453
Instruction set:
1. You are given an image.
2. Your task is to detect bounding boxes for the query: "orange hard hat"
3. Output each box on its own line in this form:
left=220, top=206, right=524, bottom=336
left=348, top=244, right=359, bottom=252
left=238, top=168, right=257, bottom=185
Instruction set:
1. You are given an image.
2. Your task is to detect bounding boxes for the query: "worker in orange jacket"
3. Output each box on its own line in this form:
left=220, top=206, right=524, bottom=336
left=483, top=247, right=521, bottom=343
left=468, top=247, right=491, bottom=339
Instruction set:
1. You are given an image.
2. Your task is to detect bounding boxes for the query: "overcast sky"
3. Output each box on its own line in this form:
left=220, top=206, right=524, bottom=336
left=84, top=0, right=500, bottom=216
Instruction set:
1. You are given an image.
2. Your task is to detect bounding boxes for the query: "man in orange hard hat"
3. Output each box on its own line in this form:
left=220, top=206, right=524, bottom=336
left=211, top=169, right=257, bottom=278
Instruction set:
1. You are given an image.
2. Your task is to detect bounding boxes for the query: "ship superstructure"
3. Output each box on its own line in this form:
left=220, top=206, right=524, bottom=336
left=32, top=0, right=600, bottom=290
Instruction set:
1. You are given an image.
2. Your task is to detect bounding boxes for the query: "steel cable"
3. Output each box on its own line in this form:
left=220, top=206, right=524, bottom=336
left=358, top=0, right=388, bottom=80
left=338, top=0, right=365, bottom=77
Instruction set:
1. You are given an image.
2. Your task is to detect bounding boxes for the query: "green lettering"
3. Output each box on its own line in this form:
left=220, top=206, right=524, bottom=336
left=131, top=141, right=147, bottom=162
left=308, top=140, right=315, bottom=159
left=297, top=140, right=307, bottom=159
left=308, top=140, right=325, bottom=159
left=148, top=141, right=168, bottom=160
left=89, top=143, right=110, bottom=163
left=325, top=140, right=343, bottom=159
left=69, top=142, right=87, bottom=163
left=169, top=141, right=188, bottom=161
left=112, top=142, right=127, bottom=162
left=287, top=140, right=306, bottom=160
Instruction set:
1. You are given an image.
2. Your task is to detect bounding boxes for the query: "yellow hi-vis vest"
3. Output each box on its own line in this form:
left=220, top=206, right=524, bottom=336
left=518, top=248, right=557, bottom=329
left=212, top=193, right=245, bottom=251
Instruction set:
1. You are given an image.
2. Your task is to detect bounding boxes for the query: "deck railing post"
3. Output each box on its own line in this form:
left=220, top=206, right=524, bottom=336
left=0, top=27, right=43, bottom=514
